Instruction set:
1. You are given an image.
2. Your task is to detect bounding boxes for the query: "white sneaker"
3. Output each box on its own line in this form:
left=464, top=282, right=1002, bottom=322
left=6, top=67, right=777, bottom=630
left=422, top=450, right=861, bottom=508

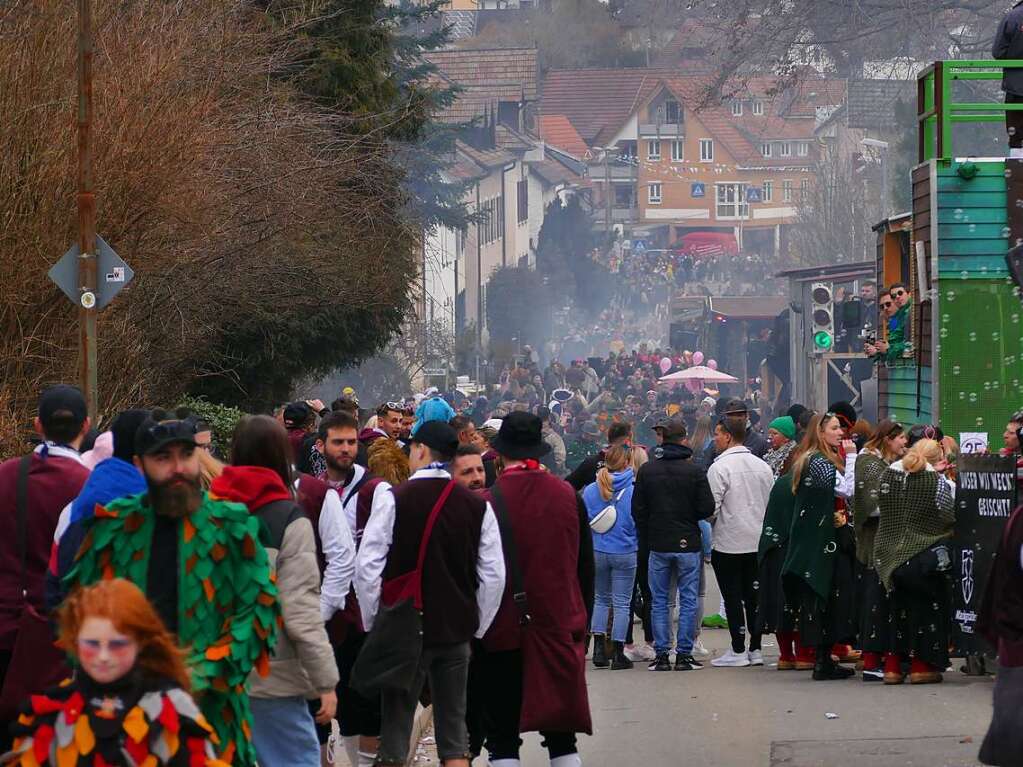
left=748, top=650, right=764, bottom=666
left=691, top=638, right=711, bottom=659
left=711, top=649, right=751, bottom=667
left=624, top=642, right=657, bottom=662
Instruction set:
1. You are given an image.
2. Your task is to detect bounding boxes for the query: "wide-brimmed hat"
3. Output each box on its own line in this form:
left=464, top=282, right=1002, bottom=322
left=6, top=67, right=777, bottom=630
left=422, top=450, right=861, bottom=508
left=490, top=411, right=551, bottom=459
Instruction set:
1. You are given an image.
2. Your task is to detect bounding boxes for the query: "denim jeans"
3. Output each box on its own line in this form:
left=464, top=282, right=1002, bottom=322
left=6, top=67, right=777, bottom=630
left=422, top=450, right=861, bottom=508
left=649, top=551, right=702, bottom=655
left=591, top=550, right=638, bottom=642
left=250, top=695, right=322, bottom=767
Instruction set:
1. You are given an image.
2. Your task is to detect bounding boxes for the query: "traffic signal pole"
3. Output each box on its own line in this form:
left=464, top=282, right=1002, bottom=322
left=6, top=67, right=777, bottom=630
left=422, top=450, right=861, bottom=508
left=77, top=0, right=98, bottom=419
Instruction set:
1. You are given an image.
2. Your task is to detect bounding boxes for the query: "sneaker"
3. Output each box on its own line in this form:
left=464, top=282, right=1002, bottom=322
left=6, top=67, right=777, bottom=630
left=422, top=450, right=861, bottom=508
left=862, top=668, right=884, bottom=682
left=624, top=643, right=657, bottom=662
left=711, top=649, right=751, bottom=667
left=691, top=638, right=711, bottom=659
left=648, top=653, right=672, bottom=672
left=675, top=653, right=704, bottom=671
left=748, top=650, right=764, bottom=666
left=702, top=614, right=729, bottom=629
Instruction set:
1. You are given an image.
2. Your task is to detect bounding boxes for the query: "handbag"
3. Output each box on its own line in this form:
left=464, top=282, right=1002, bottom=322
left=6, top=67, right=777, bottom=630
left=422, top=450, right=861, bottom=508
left=350, top=480, right=455, bottom=697
left=589, top=486, right=626, bottom=534
left=0, top=456, right=68, bottom=720
left=490, top=485, right=592, bottom=736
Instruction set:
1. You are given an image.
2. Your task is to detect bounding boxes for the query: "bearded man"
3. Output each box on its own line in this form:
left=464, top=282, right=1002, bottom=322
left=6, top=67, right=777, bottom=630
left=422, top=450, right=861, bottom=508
left=66, top=411, right=279, bottom=766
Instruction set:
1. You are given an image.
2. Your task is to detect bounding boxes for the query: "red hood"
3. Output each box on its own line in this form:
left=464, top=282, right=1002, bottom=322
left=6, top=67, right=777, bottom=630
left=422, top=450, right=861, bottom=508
left=211, top=465, right=293, bottom=511
left=359, top=428, right=386, bottom=443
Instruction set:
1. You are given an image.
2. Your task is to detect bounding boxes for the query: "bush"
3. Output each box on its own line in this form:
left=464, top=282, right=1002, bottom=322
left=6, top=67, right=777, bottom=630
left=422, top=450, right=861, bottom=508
left=176, top=396, right=247, bottom=457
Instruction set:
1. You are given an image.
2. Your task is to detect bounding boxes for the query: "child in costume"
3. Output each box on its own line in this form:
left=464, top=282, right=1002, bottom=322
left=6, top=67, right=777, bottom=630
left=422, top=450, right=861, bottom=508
left=3, top=579, right=226, bottom=766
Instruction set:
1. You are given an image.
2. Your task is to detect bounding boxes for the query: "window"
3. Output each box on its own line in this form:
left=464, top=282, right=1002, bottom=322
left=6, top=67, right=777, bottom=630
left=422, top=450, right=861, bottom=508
left=731, top=100, right=743, bottom=116
left=752, top=100, right=764, bottom=116
left=671, top=140, right=684, bottom=162
left=664, top=99, right=682, bottom=124
left=715, top=183, right=749, bottom=219
left=516, top=179, right=528, bottom=224
left=796, top=141, right=810, bottom=157
left=782, top=180, right=793, bottom=203
left=699, top=139, right=714, bottom=162
left=647, top=139, right=661, bottom=160
left=779, top=142, right=792, bottom=157
left=648, top=183, right=662, bottom=204
left=760, top=142, right=772, bottom=158
left=762, top=180, right=773, bottom=202
left=800, top=178, right=810, bottom=200
left=480, top=196, right=504, bottom=245
left=614, top=184, right=633, bottom=207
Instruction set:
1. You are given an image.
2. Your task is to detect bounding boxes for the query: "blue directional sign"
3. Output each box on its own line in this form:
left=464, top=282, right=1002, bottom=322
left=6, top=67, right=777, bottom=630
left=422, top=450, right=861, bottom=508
left=691, top=182, right=706, bottom=198
left=746, top=186, right=763, bottom=203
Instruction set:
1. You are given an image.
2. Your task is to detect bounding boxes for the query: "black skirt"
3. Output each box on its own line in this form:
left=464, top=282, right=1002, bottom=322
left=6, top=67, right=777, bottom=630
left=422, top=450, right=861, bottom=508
left=756, top=546, right=795, bottom=635
left=784, top=548, right=859, bottom=648
left=858, top=567, right=892, bottom=654
left=888, top=559, right=952, bottom=669
left=980, top=664, right=1023, bottom=766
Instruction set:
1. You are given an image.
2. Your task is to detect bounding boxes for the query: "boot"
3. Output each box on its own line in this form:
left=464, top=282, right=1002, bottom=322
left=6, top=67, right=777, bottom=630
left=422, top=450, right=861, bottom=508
left=794, top=642, right=816, bottom=671
left=812, top=648, right=855, bottom=681
left=591, top=634, right=609, bottom=668
left=776, top=632, right=797, bottom=670
left=909, top=657, right=943, bottom=685
left=883, top=652, right=905, bottom=685
left=611, top=640, right=634, bottom=670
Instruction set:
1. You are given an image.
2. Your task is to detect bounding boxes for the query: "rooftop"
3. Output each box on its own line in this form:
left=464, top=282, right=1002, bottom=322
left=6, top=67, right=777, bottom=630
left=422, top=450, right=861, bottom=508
left=537, top=114, right=590, bottom=159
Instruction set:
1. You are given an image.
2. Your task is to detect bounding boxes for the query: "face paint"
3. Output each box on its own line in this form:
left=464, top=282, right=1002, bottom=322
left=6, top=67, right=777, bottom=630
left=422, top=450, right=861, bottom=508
left=76, top=616, right=139, bottom=685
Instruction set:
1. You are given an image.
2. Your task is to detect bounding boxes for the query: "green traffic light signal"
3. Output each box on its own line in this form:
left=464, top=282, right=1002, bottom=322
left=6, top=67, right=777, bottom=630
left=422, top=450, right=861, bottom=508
left=813, top=331, right=833, bottom=350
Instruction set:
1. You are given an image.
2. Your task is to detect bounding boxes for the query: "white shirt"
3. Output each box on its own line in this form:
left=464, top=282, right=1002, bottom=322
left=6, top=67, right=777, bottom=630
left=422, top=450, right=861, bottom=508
left=708, top=446, right=775, bottom=554
left=41, top=443, right=88, bottom=547
left=294, top=477, right=357, bottom=622
left=336, top=464, right=369, bottom=532
left=835, top=453, right=858, bottom=499
left=355, top=467, right=506, bottom=638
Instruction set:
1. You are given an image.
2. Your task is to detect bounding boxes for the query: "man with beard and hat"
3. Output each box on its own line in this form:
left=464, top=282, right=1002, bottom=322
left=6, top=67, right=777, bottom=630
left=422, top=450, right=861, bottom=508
left=65, top=411, right=279, bottom=766
left=478, top=412, right=594, bottom=767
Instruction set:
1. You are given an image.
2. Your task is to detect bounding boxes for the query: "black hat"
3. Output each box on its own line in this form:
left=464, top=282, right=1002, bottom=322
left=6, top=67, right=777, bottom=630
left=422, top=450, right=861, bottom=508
left=110, top=409, right=151, bottom=462
left=283, top=401, right=312, bottom=428
left=491, top=411, right=552, bottom=459
left=653, top=417, right=686, bottom=441
left=38, top=385, right=87, bottom=433
left=827, top=400, right=857, bottom=429
left=135, top=416, right=198, bottom=457
left=409, top=420, right=459, bottom=459
left=721, top=398, right=748, bottom=416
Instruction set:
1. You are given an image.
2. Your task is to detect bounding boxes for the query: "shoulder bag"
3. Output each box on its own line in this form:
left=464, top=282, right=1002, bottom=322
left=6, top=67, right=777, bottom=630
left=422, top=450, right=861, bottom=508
left=350, top=480, right=455, bottom=697
left=588, top=486, right=627, bottom=534
left=0, top=456, right=68, bottom=719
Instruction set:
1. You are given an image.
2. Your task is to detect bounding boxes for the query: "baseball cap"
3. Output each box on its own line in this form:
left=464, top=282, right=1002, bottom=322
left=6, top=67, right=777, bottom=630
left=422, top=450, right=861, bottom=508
left=653, top=417, right=686, bottom=441
left=38, top=384, right=88, bottom=433
left=409, top=420, right=459, bottom=459
left=134, top=416, right=198, bottom=457
left=283, top=401, right=312, bottom=428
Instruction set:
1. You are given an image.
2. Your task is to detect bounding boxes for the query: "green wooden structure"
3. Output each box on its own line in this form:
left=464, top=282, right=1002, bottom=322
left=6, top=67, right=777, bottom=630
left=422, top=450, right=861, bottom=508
left=875, top=61, right=1023, bottom=444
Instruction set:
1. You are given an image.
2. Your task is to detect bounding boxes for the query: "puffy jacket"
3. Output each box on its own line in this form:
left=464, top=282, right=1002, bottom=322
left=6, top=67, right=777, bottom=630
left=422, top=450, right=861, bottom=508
left=632, top=443, right=715, bottom=554
left=211, top=465, right=339, bottom=699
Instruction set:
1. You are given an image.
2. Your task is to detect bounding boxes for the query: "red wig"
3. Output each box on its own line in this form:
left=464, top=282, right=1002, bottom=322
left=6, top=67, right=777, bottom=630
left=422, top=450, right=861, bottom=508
left=59, top=578, right=191, bottom=691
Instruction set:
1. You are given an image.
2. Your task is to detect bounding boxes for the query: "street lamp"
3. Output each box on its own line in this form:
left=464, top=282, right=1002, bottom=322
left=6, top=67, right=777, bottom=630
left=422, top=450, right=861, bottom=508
left=861, top=138, right=890, bottom=219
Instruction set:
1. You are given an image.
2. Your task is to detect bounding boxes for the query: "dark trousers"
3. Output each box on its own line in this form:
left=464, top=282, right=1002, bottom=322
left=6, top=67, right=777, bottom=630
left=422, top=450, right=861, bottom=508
left=711, top=550, right=762, bottom=654
left=1009, top=93, right=1023, bottom=148
left=473, top=646, right=577, bottom=761
left=378, top=642, right=470, bottom=766
left=626, top=541, right=654, bottom=644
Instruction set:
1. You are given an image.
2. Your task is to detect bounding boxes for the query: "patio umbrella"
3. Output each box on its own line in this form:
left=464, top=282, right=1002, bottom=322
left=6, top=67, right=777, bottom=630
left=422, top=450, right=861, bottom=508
left=659, top=365, right=739, bottom=384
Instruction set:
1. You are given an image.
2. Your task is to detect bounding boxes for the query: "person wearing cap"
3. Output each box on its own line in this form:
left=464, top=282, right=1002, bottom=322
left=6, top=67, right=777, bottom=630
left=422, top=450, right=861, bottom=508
left=764, top=416, right=798, bottom=478
left=66, top=410, right=279, bottom=765
left=0, top=385, right=92, bottom=749
left=477, top=412, right=594, bottom=767
left=632, top=417, right=715, bottom=672
left=356, top=421, right=505, bottom=767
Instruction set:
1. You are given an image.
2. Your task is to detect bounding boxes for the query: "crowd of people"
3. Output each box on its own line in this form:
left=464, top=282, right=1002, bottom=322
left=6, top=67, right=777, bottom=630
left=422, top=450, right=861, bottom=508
left=2, top=378, right=1023, bottom=766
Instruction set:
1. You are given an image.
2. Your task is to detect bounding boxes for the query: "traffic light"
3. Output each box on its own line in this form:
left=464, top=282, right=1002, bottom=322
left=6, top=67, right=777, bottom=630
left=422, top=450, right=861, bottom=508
left=810, top=282, right=834, bottom=352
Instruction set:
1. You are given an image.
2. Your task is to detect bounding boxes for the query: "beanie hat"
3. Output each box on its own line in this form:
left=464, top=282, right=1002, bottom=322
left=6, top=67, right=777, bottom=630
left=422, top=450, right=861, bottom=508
left=411, top=396, right=456, bottom=437
left=768, top=416, right=796, bottom=441
left=110, top=409, right=151, bottom=462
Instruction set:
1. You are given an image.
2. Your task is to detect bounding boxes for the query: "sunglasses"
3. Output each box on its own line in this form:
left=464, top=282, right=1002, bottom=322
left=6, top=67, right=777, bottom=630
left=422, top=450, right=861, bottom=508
left=887, top=423, right=904, bottom=437
left=879, top=300, right=893, bottom=309
left=892, top=290, right=906, bottom=297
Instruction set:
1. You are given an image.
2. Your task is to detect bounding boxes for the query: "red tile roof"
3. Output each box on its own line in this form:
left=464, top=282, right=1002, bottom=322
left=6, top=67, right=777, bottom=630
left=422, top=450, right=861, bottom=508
left=425, top=47, right=538, bottom=123
left=537, top=115, right=590, bottom=158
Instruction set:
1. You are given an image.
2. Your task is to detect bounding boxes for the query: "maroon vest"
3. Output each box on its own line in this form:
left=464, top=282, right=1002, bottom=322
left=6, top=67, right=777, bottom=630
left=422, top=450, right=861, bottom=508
left=335, top=477, right=388, bottom=635
left=483, top=469, right=588, bottom=652
left=296, top=473, right=329, bottom=572
left=384, top=478, right=485, bottom=646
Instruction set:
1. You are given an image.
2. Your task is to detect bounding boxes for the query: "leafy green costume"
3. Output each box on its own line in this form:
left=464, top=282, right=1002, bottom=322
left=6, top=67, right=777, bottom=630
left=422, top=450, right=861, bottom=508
left=782, top=454, right=839, bottom=600
left=66, top=492, right=280, bottom=766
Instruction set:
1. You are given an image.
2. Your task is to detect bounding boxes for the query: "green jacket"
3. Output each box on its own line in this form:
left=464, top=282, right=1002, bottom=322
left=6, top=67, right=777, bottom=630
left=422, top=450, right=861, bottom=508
left=885, top=300, right=911, bottom=361
left=782, top=454, right=839, bottom=600
left=66, top=492, right=280, bottom=766
left=852, top=450, right=888, bottom=567
left=758, top=473, right=795, bottom=563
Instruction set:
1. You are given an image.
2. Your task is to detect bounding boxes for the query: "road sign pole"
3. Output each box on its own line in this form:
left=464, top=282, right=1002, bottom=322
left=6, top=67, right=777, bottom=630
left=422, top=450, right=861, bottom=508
left=77, top=0, right=98, bottom=420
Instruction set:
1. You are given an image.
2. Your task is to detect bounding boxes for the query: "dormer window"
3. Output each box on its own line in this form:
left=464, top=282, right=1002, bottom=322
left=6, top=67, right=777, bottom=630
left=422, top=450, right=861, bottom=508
left=664, top=99, right=682, bottom=124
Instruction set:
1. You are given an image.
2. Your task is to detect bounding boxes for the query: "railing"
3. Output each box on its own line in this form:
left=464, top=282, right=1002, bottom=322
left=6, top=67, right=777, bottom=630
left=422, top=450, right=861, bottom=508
left=918, top=60, right=1023, bottom=163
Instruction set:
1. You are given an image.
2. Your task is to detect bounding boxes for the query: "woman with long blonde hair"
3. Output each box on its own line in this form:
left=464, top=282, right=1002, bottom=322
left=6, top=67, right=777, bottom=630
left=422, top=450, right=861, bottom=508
left=581, top=443, right=638, bottom=670
left=782, top=413, right=859, bottom=680
left=874, top=436, right=956, bottom=685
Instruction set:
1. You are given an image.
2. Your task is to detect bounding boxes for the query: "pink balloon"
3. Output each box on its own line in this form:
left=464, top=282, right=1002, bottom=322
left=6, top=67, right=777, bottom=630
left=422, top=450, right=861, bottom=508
left=685, top=378, right=704, bottom=393
left=659, top=357, right=672, bottom=374
left=692, top=351, right=705, bottom=365
left=707, top=359, right=718, bottom=370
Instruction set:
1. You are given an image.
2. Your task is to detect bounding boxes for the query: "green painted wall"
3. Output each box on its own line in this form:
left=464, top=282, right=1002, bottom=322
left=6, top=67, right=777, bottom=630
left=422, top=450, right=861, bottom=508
left=885, top=365, right=932, bottom=426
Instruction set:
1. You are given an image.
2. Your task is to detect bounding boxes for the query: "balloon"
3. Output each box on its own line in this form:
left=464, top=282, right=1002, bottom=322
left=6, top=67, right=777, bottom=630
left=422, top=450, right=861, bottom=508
left=707, top=359, right=718, bottom=370
left=685, top=378, right=704, bottom=393
left=693, top=351, right=705, bottom=365
left=659, top=357, right=672, bottom=374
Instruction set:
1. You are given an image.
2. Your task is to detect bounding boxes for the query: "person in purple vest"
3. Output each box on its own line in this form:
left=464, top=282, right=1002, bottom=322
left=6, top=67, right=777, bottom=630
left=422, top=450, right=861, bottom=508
left=356, top=420, right=505, bottom=767
left=479, top=412, right=595, bottom=767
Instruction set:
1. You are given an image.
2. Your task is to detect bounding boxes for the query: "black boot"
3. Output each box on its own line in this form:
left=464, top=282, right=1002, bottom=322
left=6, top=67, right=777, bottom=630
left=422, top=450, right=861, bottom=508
left=813, top=651, right=855, bottom=681
left=592, top=634, right=609, bottom=668
left=611, top=641, right=634, bottom=670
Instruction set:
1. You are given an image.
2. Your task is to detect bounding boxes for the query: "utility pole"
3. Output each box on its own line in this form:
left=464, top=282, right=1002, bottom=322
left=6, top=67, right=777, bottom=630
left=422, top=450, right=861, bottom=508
left=77, top=0, right=98, bottom=419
